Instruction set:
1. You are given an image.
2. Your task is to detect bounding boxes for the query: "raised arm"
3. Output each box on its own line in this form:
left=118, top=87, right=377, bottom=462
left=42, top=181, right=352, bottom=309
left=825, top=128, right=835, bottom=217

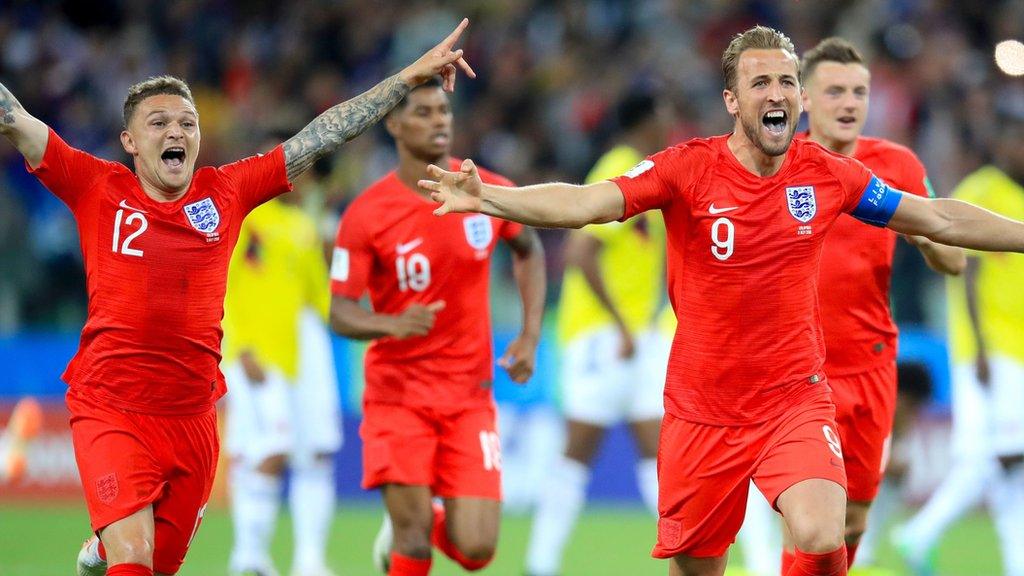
left=284, top=18, right=475, bottom=181
left=420, top=159, right=625, bottom=228
left=0, top=81, right=49, bottom=168
left=886, top=193, right=1024, bottom=253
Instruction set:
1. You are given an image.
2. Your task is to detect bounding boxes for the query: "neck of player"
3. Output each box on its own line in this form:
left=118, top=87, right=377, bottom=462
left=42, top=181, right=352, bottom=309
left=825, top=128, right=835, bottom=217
left=397, top=148, right=450, bottom=199
left=137, top=172, right=190, bottom=203
left=727, top=131, right=786, bottom=177
left=809, top=129, right=857, bottom=157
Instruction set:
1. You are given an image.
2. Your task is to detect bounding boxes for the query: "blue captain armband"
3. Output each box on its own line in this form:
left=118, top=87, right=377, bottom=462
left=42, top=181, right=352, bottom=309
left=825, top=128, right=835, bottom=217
left=851, top=175, right=903, bottom=227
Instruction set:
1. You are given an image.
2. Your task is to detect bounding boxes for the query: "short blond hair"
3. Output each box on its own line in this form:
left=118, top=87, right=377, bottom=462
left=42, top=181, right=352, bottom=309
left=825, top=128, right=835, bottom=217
left=722, top=25, right=798, bottom=92
left=123, top=76, right=194, bottom=127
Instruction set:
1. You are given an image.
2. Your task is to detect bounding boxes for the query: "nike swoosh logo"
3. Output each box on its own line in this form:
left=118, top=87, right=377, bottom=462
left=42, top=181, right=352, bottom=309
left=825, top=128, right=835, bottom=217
left=708, top=204, right=738, bottom=215
left=119, top=199, right=148, bottom=213
left=396, top=238, right=423, bottom=255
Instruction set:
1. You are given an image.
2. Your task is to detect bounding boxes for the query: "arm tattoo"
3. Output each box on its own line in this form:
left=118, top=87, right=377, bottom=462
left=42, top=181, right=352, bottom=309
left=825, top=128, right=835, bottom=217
left=0, top=82, right=25, bottom=126
left=283, top=74, right=410, bottom=180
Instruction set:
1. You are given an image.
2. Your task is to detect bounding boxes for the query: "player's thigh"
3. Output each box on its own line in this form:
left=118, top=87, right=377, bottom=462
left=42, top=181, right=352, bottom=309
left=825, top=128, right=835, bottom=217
left=561, top=328, right=631, bottom=426
left=151, top=408, right=219, bottom=575
left=669, top=553, right=728, bottom=576
left=434, top=404, right=502, bottom=500
left=563, top=419, right=608, bottom=464
left=98, top=505, right=155, bottom=566
left=950, top=363, right=992, bottom=458
left=223, top=363, right=292, bottom=466
left=67, top=390, right=165, bottom=534
left=360, top=402, right=438, bottom=490
left=654, top=412, right=760, bottom=560
left=382, top=484, right=435, bottom=535
left=831, top=363, right=897, bottom=503
left=990, top=356, right=1024, bottom=457
left=288, top=374, right=343, bottom=467
left=442, top=496, right=502, bottom=554
left=753, top=398, right=846, bottom=550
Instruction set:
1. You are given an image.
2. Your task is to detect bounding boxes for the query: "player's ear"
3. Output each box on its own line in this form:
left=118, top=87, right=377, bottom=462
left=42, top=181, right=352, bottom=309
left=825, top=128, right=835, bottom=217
left=799, top=86, right=808, bottom=114
left=120, top=130, right=137, bottom=156
left=723, top=89, right=739, bottom=116
left=384, top=113, right=401, bottom=139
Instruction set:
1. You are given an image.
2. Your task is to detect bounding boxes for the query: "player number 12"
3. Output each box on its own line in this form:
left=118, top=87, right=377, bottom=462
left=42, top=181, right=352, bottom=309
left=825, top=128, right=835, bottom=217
left=112, top=209, right=148, bottom=257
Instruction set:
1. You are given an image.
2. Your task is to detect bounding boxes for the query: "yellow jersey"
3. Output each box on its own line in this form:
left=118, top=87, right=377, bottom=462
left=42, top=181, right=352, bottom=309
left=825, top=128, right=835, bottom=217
left=947, top=166, right=1024, bottom=364
left=223, top=199, right=330, bottom=378
left=556, top=145, right=668, bottom=343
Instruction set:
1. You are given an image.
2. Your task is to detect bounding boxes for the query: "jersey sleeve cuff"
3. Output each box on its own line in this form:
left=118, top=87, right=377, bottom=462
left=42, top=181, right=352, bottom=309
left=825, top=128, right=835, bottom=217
left=851, top=175, right=903, bottom=227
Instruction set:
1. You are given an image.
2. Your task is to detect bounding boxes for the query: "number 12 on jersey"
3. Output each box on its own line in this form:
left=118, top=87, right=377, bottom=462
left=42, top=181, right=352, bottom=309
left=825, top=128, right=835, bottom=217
left=112, top=209, right=148, bottom=257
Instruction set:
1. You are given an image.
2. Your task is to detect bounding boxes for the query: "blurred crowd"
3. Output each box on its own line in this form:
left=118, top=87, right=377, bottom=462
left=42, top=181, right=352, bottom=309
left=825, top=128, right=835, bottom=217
left=1, top=0, right=1022, bottom=333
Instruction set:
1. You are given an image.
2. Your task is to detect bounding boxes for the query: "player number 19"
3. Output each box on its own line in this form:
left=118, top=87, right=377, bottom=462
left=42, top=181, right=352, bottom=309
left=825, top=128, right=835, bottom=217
left=112, top=209, right=148, bottom=257
left=711, top=217, right=734, bottom=261
left=396, top=253, right=431, bottom=292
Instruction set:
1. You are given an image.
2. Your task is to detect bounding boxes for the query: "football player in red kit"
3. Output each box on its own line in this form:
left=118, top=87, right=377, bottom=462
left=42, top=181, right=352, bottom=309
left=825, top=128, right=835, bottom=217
left=330, top=78, right=545, bottom=576
left=0, top=19, right=474, bottom=576
left=421, top=25, right=1024, bottom=576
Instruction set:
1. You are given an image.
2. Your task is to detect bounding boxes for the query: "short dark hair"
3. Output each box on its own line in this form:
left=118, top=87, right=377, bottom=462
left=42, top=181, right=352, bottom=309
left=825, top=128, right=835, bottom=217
left=616, top=92, right=658, bottom=132
left=388, top=76, right=444, bottom=116
left=801, top=37, right=865, bottom=82
left=722, top=25, right=798, bottom=92
left=123, top=76, right=195, bottom=127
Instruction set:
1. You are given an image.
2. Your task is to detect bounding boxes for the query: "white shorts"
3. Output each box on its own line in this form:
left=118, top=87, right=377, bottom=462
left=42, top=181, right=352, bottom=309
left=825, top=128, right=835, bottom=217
left=951, top=355, right=1024, bottom=459
left=560, top=326, right=669, bottom=426
left=225, top=310, right=343, bottom=467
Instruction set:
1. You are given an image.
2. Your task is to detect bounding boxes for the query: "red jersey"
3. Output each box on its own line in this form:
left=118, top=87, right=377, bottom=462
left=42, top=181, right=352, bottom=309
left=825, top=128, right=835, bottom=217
left=29, top=129, right=291, bottom=415
left=330, top=159, right=521, bottom=409
left=810, top=135, right=932, bottom=376
left=612, top=135, right=881, bottom=425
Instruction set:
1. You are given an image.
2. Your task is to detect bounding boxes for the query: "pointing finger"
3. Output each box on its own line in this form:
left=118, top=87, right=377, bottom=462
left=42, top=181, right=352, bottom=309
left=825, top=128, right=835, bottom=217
left=438, top=17, right=469, bottom=50
left=426, top=300, right=447, bottom=312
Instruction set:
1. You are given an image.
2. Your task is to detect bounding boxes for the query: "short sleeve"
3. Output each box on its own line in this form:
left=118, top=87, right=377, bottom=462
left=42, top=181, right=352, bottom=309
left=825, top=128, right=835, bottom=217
left=610, top=146, right=694, bottom=220
left=330, top=203, right=374, bottom=299
left=27, top=128, right=120, bottom=212
left=220, top=145, right=293, bottom=213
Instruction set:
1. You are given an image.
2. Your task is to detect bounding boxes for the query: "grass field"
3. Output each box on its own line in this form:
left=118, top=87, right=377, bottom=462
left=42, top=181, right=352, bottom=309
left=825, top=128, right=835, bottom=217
left=0, top=502, right=1002, bottom=576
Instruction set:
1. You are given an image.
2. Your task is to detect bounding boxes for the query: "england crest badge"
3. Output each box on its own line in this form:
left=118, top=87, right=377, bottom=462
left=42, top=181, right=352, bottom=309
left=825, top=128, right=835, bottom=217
left=785, top=186, right=816, bottom=223
left=183, top=197, right=220, bottom=234
left=463, top=214, right=493, bottom=250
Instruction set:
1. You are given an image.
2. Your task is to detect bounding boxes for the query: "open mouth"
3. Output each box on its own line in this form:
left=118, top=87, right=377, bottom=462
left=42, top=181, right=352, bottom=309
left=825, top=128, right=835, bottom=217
left=161, top=147, right=186, bottom=168
left=762, top=110, right=788, bottom=136
left=431, top=133, right=449, bottom=146
left=837, top=115, right=857, bottom=127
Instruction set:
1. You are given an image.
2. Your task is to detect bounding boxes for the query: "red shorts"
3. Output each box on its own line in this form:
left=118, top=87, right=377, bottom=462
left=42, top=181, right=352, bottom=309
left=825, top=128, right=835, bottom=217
left=830, top=361, right=897, bottom=502
left=67, top=388, right=219, bottom=575
left=360, top=401, right=501, bottom=500
left=654, top=397, right=847, bottom=559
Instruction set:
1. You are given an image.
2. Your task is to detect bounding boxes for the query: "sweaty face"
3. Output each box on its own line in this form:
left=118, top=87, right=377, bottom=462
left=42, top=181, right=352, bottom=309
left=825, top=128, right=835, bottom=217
left=803, top=61, right=870, bottom=151
left=121, top=94, right=200, bottom=196
left=389, top=87, right=452, bottom=163
left=726, top=49, right=802, bottom=157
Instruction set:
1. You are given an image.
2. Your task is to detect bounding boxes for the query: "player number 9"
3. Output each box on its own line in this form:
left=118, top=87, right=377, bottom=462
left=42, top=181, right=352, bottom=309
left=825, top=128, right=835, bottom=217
left=711, top=217, right=734, bottom=261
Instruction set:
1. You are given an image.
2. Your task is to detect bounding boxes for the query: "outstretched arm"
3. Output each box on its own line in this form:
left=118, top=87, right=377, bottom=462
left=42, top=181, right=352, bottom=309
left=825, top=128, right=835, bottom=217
left=0, top=81, right=49, bottom=168
left=903, top=234, right=966, bottom=275
left=886, top=193, right=1024, bottom=252
left=284, top=18, right=475, bottom=181
left=420, top=159, right=625, bottom=228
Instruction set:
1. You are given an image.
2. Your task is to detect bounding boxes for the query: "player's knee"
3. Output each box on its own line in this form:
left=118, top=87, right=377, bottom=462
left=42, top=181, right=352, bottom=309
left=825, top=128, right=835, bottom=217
left=789, top=519, right=844, bottom=553
left=106, top=535, right=155, bottom=565
left=455, top=539, right=496, bottom=564
left=844, top=503, right=869, bottom=544
left=257, top=453, right=288, bottom=475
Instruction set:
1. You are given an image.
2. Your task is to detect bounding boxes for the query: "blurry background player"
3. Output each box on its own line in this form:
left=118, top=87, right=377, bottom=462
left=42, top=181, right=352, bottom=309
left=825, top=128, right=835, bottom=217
left=222, top=156, right=342, bottom=576
left=742, top=37, right=966, bottom=575
left=895, top=102, right=1024, bottom=576
left=328, top=77, right=546, bottom=576
left=524, top=91, right=674, bottom=576
left=850, top=361, right=933, bottom=575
